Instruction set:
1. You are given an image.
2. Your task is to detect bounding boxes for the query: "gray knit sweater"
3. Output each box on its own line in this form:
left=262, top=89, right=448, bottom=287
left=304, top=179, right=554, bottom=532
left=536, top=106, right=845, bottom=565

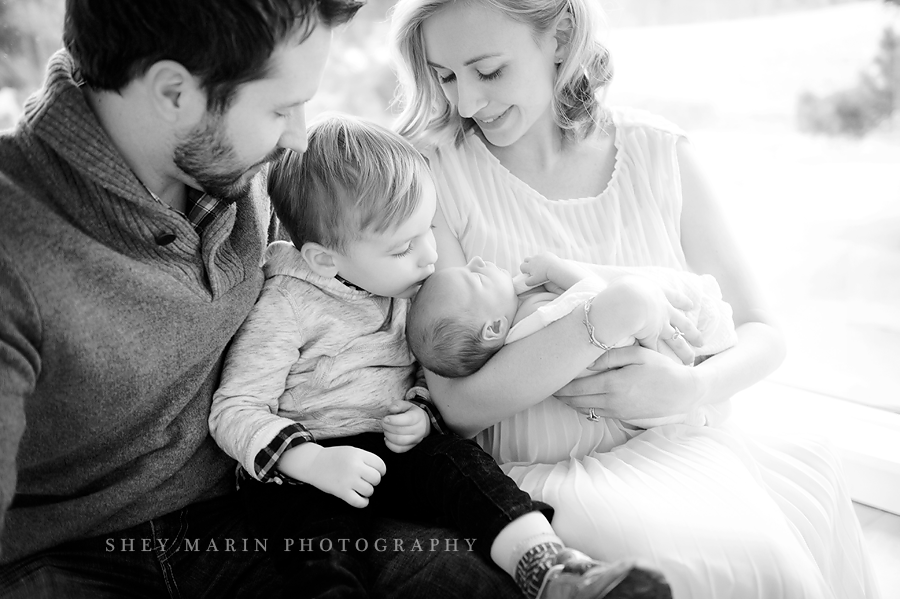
left=0, top=51, right=269, bottom=563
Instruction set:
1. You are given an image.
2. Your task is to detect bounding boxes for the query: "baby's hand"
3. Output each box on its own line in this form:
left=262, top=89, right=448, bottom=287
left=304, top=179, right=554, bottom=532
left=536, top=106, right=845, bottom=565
left=382, top=400, right=430, bottom=453
left=304, top=445, right=386, bottom=508
left=520, top=252, right=560, bottom=287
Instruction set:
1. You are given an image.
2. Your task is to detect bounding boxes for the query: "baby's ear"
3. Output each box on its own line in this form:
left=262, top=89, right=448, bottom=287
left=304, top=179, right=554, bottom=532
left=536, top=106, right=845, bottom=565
left=481, top=316, right=510, bottom=343
left=300, top=242, right=339, bottom=278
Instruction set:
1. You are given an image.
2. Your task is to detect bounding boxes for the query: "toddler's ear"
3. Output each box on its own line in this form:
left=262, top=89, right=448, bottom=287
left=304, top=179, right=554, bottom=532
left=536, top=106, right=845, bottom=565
left=481, top=316, right=511, bottom=343
left=300, top=242, right=339, bottom=278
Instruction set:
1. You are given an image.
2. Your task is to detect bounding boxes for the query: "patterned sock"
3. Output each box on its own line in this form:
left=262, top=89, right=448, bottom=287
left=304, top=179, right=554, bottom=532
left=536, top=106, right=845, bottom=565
left=514, top=541, right=565, bottom=599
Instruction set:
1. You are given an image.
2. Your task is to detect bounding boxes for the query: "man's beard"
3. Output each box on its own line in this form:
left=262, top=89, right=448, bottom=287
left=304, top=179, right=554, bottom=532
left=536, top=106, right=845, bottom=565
left=174, top=114, right=284, bottom=204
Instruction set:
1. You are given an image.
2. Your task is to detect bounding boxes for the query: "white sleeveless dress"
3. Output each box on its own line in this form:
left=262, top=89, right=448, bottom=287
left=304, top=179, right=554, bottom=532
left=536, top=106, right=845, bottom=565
left=427, top=107, right=880, bottom=599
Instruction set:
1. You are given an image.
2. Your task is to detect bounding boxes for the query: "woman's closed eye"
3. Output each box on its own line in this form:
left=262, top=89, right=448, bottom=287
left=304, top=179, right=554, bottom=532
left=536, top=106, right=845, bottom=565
left=435, top=69, right=502, bottom=84
left=478, top=69, right=502, bottom=81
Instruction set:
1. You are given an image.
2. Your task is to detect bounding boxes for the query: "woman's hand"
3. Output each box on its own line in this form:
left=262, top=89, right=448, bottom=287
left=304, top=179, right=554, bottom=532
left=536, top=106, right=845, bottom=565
left=615, top=276, right=701, bottom=365
left=553, top=345, right=704, bottom=420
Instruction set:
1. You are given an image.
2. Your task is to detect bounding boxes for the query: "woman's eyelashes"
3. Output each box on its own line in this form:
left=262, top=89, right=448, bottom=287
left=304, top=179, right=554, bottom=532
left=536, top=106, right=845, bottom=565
left=436, top=68, right=503, bottom=84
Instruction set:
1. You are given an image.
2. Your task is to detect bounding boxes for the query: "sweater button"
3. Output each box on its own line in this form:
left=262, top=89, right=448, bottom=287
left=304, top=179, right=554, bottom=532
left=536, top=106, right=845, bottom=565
left=155, top=233, right=177, bottom=246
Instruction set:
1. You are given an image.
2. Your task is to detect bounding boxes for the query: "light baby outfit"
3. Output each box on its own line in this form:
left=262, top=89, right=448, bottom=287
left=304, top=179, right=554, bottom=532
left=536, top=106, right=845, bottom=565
left=506, top=271, right=737, bottom=428
left=425, top=106, right=880, bottom=599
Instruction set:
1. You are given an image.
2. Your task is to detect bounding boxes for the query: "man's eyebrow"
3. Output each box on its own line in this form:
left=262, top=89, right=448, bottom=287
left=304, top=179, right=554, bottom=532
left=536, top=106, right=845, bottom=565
left=274, top=99, right=307, bottom=111
left=427, top=53, right=502, bottom=69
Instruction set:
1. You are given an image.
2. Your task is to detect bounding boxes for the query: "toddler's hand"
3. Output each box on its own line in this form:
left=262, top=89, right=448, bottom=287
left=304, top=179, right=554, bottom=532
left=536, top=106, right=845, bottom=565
left=305, top=445, right=386, bottom=508
left=382, top=400, right=430, bottom=453
left=520, top=252, right=560, bottom=287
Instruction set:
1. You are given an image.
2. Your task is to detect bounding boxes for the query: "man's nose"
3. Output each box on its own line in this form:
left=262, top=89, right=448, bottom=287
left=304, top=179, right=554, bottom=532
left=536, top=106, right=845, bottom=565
left=278, top=111, right=308, bottom=153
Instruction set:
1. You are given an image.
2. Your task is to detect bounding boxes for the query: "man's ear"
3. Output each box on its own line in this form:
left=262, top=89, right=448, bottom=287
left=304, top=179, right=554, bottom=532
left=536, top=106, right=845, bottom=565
left=481, top=316, right=510, bottom=343
left=553, top=10, right=574, bottom=64
left=144, top=60, right=206, bottom=125
left=300, top=242, right=340, bottom=278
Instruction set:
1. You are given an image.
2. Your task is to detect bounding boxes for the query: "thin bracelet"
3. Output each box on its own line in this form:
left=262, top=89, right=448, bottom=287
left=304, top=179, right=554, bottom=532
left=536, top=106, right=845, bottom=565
left=583, top=296, right=614, bottom=351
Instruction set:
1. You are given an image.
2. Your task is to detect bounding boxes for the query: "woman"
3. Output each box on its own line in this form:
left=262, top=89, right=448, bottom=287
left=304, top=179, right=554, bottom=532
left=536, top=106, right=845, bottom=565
left=388, top=0, right=880, bottom=597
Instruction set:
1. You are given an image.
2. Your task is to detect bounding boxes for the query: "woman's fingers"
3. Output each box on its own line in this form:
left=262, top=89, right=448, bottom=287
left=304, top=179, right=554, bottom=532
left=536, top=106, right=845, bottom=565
left=669, top=309, right=703, bottom=346
left=663, top=330, right=696, bottom=364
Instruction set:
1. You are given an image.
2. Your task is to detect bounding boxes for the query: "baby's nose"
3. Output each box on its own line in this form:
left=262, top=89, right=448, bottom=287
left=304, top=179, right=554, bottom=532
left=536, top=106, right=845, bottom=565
left=468, top=256, right=486, bottom=269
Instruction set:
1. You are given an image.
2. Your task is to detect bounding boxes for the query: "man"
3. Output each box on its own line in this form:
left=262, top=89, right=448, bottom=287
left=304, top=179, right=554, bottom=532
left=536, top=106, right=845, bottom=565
left=0, top=1, right=522, bottom=597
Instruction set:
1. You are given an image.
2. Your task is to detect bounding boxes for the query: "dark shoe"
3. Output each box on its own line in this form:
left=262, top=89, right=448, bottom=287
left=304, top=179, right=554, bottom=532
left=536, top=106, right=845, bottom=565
left=537, top=549, right=672, bottom=599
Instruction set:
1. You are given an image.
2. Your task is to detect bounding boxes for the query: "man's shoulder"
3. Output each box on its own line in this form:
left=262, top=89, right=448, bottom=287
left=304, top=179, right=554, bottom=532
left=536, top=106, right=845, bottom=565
left=0, top=135, right=47, bottom=241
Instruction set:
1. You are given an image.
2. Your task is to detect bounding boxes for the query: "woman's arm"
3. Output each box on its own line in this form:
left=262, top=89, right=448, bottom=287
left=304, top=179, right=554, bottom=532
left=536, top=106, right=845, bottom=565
left=676, top=138, right=786, bottom=402
left=427, top=208, right=696, bottom=437
left=554, top=139, right=786, bottom=417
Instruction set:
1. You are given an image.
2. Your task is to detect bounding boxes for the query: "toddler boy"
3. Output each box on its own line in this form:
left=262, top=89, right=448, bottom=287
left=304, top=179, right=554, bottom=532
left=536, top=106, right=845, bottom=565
left=209, top=115, right=671, bottom=599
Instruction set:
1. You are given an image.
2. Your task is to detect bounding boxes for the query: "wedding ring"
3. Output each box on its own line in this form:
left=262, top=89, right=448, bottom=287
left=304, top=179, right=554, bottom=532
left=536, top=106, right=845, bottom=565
left=586, top=408, right=600, bottom=422
left=671, top=326, right=684, bottom=341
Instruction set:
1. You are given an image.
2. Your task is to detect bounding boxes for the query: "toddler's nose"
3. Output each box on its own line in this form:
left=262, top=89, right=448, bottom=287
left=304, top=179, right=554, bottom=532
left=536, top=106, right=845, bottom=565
left=468, top=256, right=486, bottom=270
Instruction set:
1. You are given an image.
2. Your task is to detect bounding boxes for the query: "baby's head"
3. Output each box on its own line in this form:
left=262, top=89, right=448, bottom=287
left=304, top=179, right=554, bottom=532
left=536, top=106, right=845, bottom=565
left=407, top=257, right=519, bottom=377
left=268, top=113, right=437, bottom=299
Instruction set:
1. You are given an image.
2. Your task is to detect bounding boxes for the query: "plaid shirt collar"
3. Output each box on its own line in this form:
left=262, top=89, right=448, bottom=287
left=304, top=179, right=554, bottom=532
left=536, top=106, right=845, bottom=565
left=143, top=184, right=228, bottom=235
left=185, top=188, right=228, bottom=234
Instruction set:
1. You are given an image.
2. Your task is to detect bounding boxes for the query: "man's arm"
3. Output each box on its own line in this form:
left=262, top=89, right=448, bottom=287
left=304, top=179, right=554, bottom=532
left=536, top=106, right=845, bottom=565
left=0, top=248, right=41, bottom=552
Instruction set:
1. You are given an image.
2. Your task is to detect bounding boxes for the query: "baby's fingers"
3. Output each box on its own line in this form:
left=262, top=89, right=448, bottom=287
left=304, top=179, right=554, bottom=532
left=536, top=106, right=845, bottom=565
left=663, top=288, right=694, bottom=312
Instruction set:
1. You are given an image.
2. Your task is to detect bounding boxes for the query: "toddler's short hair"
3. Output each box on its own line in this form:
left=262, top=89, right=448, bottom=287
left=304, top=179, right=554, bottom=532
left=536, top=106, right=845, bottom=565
left=407, top=276, right=501, bottom=378
left=268, top=113, right=431, bottom=252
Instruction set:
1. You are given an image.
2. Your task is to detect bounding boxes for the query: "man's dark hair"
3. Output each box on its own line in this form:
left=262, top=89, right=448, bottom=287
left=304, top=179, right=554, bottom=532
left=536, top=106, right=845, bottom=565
left=64, top=0, right=363, bottom=112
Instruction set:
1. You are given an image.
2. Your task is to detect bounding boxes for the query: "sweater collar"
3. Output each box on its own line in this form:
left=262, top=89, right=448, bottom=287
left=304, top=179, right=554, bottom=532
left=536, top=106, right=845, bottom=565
left=21, top=50, right=156, bottom=208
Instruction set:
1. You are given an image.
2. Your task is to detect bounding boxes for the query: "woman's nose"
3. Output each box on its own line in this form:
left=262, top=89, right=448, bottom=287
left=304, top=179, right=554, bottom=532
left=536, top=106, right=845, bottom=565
left=455, top=81, right=485, bottom=119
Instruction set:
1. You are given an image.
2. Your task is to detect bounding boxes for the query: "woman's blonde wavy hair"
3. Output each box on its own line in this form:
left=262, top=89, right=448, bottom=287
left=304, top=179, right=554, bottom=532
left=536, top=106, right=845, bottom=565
left=389, top=0, right=613, bottom=149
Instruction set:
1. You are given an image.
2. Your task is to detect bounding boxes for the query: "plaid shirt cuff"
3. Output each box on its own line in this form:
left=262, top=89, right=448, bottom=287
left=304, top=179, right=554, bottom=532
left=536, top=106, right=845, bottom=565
left=253, top=423, right=315, bottom=483
left=406, top=391, right=448, bottom=436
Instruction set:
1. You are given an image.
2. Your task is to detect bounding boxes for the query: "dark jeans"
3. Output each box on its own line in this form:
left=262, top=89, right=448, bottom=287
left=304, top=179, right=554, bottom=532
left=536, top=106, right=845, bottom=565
left=241, top=432, right=550, bottom=598
left=0, top=491, right=524, bottom=599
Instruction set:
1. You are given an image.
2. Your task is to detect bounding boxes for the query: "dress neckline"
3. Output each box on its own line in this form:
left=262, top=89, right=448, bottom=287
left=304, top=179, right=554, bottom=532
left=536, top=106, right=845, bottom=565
left=466, top=108, right=622, bottom=204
